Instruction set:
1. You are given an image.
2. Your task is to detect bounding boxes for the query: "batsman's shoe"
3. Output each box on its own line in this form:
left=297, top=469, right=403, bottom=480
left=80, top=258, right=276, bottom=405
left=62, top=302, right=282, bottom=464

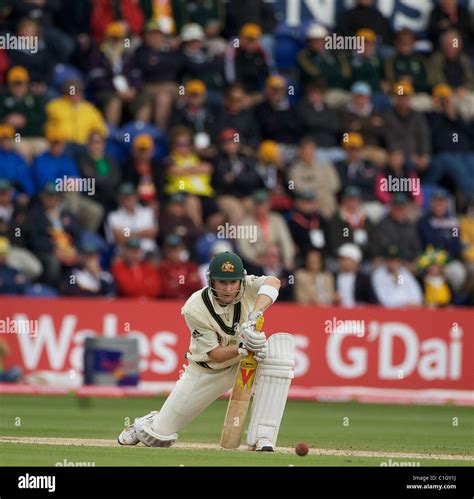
left=136, top=421, right=178, bottom=448
left=255, top=437, right=274, bottom=452
left=118, top=411, right=157, bottom=446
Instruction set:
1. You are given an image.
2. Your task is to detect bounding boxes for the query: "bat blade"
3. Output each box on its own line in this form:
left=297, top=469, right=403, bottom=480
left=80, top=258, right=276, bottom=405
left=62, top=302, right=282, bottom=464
left=220, top=316, right=264, bottom=449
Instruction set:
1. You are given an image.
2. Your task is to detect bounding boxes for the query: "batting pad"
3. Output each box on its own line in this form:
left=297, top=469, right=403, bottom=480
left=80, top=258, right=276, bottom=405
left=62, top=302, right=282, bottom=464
left=246, top=333, right=295, bottom=447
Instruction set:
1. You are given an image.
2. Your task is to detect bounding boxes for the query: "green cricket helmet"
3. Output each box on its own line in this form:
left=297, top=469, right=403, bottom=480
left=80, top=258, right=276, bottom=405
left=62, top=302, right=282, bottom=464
left=206, top=251, right=247, bottom=304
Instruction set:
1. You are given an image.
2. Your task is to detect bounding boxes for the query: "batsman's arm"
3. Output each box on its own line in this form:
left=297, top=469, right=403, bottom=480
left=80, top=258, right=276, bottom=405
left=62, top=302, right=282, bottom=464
left=208, top=345, right=241, bottom=363
left=250, top=276, right=280, bottom=317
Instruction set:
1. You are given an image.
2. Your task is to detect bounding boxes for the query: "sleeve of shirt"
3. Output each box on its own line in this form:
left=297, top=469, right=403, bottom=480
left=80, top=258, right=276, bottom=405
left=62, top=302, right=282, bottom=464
left=183, top=312, right=220, bottom=362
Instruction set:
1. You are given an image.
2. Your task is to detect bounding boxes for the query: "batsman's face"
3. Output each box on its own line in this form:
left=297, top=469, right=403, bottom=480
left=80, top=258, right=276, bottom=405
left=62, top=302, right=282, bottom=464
left=213, top=279, right=241, bottom=305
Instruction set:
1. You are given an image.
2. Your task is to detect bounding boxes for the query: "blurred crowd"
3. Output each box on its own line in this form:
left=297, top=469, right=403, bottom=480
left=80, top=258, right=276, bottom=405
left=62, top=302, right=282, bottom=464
left=0, top=0, right=473, bottom=308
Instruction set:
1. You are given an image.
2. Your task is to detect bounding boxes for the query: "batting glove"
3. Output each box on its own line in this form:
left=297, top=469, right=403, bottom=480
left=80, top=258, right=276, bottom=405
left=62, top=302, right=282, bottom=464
left=239, top=322, right=267, bottom=352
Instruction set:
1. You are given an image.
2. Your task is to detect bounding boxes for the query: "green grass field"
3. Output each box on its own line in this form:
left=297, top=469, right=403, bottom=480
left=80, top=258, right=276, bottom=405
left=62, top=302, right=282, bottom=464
left=0, top=395, right=473, bottom=466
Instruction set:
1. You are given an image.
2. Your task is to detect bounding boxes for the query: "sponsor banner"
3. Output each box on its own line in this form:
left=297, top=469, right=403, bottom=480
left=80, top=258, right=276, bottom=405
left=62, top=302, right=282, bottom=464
left=1, top=298, right=472, bottom=396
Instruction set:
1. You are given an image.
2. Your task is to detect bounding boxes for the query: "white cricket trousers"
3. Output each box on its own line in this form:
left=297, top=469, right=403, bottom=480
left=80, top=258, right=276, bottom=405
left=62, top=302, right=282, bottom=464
left=152, top=363, right=239, bottom=436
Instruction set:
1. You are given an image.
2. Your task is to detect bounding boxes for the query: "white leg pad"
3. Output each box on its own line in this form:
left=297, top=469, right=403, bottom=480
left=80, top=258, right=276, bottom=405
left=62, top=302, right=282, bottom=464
left=246, top=333, right=295, bottom=448
left=136, top=422, right=178, bottom=447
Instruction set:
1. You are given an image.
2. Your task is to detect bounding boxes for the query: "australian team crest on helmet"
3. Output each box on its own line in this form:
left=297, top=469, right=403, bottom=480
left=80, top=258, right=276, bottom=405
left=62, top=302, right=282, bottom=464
left=221, top=261, right=235, bottom=273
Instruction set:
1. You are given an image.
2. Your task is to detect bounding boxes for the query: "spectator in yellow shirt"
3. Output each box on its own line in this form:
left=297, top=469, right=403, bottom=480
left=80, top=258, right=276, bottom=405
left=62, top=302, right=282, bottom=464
left=460, top=198, right=474, bottom=303
left=46, top=79, right=108, bottom=146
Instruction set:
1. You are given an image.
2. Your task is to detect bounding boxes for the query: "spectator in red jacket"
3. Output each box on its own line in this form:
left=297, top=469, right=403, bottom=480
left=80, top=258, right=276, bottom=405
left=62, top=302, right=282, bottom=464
left=111, top=237, right=161, bottom=298
left=159, top=234, right=201, bottom=299
left=90, top=0, right=145, bottom=44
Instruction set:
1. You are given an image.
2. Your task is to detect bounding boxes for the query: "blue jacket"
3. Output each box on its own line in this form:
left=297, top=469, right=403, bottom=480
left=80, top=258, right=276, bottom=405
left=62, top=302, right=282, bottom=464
left=0, top=263, right=27, bottom=295
left=32, top=152, right=80, bottom=193
left=0, top=150, right=35, bottom=196
left=418, top=213, right=462, bottom=258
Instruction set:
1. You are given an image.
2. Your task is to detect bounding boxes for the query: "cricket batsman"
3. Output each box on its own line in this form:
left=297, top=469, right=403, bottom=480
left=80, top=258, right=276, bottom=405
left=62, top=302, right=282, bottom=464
left=118, top=251, right=295, bottom=451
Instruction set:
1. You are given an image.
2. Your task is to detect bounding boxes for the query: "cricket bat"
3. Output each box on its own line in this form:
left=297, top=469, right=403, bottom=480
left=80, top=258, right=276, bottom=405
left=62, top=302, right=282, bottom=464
left=220, top=315, right=264, bottom=449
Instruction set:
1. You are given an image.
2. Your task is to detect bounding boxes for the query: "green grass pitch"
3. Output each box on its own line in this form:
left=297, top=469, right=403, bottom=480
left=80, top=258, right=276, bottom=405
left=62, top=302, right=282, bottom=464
left=0, top=395, right=472, bottom=466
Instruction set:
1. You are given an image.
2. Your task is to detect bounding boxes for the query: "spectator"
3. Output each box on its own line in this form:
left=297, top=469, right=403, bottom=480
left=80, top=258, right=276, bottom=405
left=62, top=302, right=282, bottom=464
left=159, top=192, right=202, bottom=250
left=383, top=81, right=431, bottom=174
left=163, top=126, right=217, bottom=226
left=213, top=84, right=260, bottom=149
left=0, top=124, right=34, bottom=199
left=63, top=243, right=115, bottom=297
left=0, top=66, right=47, bottom=163
left=335, top=132, right=378, bottom=207
left=294, top=80, right=342, bottom=163
left=111, top=238, right=161, bottom=298
left=424, top=84, right=474, bottom=198
left=25, top=183, right=81, bottom=288
left=159, top=234, right=201, bottom=299
left=87, top=21, right=148, bottom=126
left=122, top=133, right=165, bottom=209
left=237, top=189, right=295, bottom=271
left=297, top=23, right=350, bottom=107
left=245, top=244, right=293, bottom=301
left=294, top=247, right=336, bottom=305
left=7, top=18, right=55, bottom=89
left=133, top=20, right=184, bottom=130
left=221, top=0, right=276, bottom=40
left=287, top=190, right=330, bottom=258
left=106, top=182, right=159, bottom=255
left=417, top=246, right=453, bottom=307
left=375, top=149, right=423, bottom=215
left=460, top=197, right=474, bottom=304
left=373, top=193, right=422, bottom=265
left=329, top=186, right=375, bottom=260
left=90, top=0, right=145, bottom=44
left=46, top=79, right=108, bottom=146
left=418, top=189, right=467, bottom=294
left=428, top=29, right=474, bottom=121
left=0, top=339, right=22, bottom=382
left=428, top=0, right=474, bottom=54
left=255, top=75, right=299, bottom=146
left=349, top=29, right=384, bottom=92
left=335, top=243, right=378, bottom=307
left=384, top=28, right=431, bottom=111
left=75, top=131, right=122, bottom=211
left=225, top=23, right=270, bottom=101
left=0, top=178, right=42, bottom=281
left=371, top=245, right=423, bottom=307
left=168, top=79, right=218, bottom=147
left=339, top=81, right=387, bottom=166
left=255, top=140, right=290, bottom=213
left=180, top=23, right=225, bottom=100
left=338, top=0, right=392, bottom=45
left=213, top=128, right=262, bottom=225
left=287, top=136, right=340, bottom=219
left=32, top=126, right=105, bottom=233
left=0, top=236, right=28, bottom=295
left=172, top=0, right=224, bottom=35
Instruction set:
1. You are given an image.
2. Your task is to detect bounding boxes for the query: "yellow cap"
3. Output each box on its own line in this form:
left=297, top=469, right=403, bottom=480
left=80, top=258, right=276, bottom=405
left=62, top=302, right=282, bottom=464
left=356, top=28, right=377, bottom=43
left=133, top=133, right=154, bottom=150
left=432, top=83, right=453, bottom=98
left=240, top=23, right=262, bottom=40
left=185, top=79, right=206, bottom=95
left=0, top=236, right=10, bottom=254
left=45, top=125, right=66, bottom=142
left=266, top=75, right=286, bottom=90
left=105, top=21, right=127, bottom=38
left=7, top=66, right=29, bottom=83
left=342, top=132, right=364, bottom=149
left=0, top=123, right=15, bottom=139
left=393, top=80, right=414, bottom=96
left=258, top=140, right=280, bottom=162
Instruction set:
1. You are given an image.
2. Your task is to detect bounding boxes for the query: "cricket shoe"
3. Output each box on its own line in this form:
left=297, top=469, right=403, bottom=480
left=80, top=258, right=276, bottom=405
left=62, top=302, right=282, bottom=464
left=255, top=437, right=274, bottom=452
left=118, top=411, right=158, bottom=446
